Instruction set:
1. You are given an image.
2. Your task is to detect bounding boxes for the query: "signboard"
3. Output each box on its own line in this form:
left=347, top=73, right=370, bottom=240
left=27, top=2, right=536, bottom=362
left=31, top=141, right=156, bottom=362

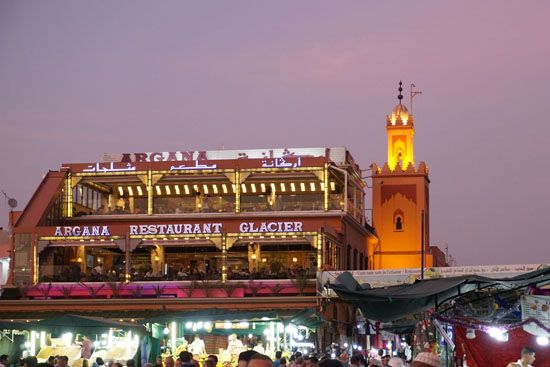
left=49, top=220, right=310, bottom=238
left=101, top=147, right=348, bottom=165
left=320, top=264, right=546, bottom=289
left=521, top=295, right=550, bottom=337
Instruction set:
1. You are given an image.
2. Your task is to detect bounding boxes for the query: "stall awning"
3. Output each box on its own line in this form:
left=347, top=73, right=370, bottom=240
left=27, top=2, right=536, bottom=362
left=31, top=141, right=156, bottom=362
left=27, top=314, right=145, bottom=334
left=144, top=308, right=325, bottom=329
left=328, top=267, right=550, bottom=322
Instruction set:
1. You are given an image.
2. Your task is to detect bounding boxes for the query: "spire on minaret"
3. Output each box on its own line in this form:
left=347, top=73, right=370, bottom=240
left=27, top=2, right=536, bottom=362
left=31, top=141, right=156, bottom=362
left=397, top=80, right=403, bottom=105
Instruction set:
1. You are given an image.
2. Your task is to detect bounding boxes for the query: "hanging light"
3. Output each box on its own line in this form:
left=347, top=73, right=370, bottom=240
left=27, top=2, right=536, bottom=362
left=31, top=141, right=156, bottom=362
left=466, top=328, right=476, bottom=339
left=175, top=185, right=180, bottom=195
left=137, top=186, right=143, bottom=196
left=536, top=336, right=549, bottom=346
left=128, top=186, right=134, bottom=196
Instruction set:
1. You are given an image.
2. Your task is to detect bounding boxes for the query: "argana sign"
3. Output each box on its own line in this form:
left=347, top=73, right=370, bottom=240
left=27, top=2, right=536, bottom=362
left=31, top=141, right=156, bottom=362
left=53, top=221, right=305, bottom=237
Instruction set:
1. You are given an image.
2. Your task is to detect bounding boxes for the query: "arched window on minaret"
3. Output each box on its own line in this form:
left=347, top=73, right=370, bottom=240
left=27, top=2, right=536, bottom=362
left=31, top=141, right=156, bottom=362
left=396, top=217, right=403, bottom=230
left=393, top=209, right=404, bottom=231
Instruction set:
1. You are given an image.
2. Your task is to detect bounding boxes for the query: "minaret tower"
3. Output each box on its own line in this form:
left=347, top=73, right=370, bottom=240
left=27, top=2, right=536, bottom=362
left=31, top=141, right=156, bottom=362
left=386, top=81, right=415, bottom=171
left=370, top=82, right=433, bottom=270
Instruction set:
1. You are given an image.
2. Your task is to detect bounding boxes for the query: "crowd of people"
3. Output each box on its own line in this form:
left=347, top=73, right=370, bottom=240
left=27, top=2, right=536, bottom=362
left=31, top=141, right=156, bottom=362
left=0, top=346, right=538, bottom=367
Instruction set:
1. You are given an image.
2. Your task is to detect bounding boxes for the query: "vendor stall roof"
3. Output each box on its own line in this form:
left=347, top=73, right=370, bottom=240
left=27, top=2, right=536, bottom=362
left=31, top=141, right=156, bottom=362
left=143, top=308, right=325, bottom=328
left=328, top=267, right=550, bottom=322
left=27, top=314, right=145, bottom=334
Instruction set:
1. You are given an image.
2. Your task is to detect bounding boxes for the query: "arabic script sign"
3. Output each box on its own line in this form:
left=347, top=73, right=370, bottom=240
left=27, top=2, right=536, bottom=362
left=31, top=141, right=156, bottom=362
left=101, top=147, right=337, bottom=163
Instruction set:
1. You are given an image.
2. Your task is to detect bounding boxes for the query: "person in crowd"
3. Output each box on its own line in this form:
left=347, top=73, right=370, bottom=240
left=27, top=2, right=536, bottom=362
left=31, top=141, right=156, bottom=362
left=410, top=352, right=440, bottom=367
left=80, top=335, right=92, bottom=359
left=144, top=364, right=153, bottom=367
left=273, top=352, right=282, bottom=367
left=47, top=357, right=56, bottom=366
left=179, top=352, right=194, bottom=367
left=189, top=335, right=206, bottom=358
left=380, top=356, right=390, bottom=367
left=317, top=360, right=343, bottom=367
left=154, top=356, right=163, bottom=367
left=112, top=363, right=123, bottom=367
left=349, top=356, right=361, bottom=367
left=207, top=355, right=218, bottom=367
left=252, top=340, right=265, bottom=354
left=387, top=357, right=403, bottom=367
left=293, top=357, right=305, bottom=367
left=126, top=361, right=135, bottom=367
left=237, top=351, right=258, bottom=367
left=91, top=358, right=104, bottom=367
left=164, top=357, right=174, bottom=367
left=55, top=356, right=68, bottom=367
left=279, top=358, right=287, bottom=367
left=247, top=354, right=273, bottom=367
left=305, top=357, right=318, bottom=367
left=204, top=361, right=215, bottom=367
left=0, top=355, right=8, bottom=367
left=507, top=347, right=536, bottom=367
left=338, top=352, right=348, bottom=367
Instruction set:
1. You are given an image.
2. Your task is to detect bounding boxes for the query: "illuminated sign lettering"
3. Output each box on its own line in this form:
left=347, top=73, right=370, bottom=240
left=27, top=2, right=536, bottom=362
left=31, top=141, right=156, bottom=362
left=239, top=221, right=303, bottom=233
left=51, top=221, right=305, bottom=237
left=54, top=226, right=111, bottom=237
left=129, top=223, right=223, bottom=235
left=101, top=147, right=331, bottom=163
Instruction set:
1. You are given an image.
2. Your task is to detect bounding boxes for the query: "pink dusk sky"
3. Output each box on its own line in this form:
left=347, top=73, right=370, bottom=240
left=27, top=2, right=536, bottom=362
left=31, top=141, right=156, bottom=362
left=1, top=1, right=549, bottom=266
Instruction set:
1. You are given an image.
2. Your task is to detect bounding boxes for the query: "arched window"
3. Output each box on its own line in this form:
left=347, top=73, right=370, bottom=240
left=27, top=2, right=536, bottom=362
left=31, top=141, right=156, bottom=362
left=353, top=249, right=358, bottom=270
left=393, top=209, right=404, bottom=231
left=395, top=217, right=403, bottom=230
left=359, top=252, right=364, bottom=270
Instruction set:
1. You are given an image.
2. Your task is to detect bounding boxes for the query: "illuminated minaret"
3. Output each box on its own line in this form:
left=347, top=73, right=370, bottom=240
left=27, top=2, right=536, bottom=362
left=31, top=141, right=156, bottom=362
left=370, top=82, right=434, bottom=270
left=386, top=81, right=415, bottom=171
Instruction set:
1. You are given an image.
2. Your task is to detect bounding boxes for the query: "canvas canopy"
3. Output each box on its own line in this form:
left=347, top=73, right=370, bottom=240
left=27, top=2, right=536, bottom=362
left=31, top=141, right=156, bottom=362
left=328, top=267, right=550, bottom=322
left=144, top=308, right=325, bottom=329
left=27, top=314, right=145, bottom=334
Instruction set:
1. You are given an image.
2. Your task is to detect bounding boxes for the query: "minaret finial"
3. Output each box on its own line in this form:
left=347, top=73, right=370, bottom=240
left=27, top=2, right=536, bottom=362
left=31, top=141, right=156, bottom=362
left=397, top=80, right=403, bottom=105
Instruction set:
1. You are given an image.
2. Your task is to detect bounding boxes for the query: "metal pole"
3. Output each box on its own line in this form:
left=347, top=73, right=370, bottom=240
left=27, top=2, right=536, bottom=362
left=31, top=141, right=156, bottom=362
left=421, top=209, right=425, bottom=279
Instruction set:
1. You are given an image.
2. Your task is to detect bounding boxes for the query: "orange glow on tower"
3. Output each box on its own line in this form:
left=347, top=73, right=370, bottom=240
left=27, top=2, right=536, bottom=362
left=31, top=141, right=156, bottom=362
left=370, top=81, right=434, bottom=270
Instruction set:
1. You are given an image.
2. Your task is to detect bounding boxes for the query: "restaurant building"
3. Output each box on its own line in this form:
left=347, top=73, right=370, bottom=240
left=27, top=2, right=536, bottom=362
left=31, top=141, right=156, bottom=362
left=9, top=147, right=375, bottom=286
left=2, top=146, right=377, bottom=352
